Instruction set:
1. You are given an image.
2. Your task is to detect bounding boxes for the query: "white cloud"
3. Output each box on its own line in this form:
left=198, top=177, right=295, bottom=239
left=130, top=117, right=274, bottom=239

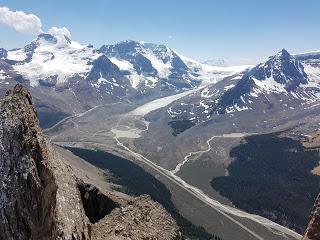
left=0, top=6, right=43, bottom=35
left=48, top=27, right=71, bottom=38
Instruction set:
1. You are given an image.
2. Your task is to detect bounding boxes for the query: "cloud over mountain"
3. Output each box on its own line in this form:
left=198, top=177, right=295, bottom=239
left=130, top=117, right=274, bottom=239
left=48, top=26, right=71, bottom=38
left=0, top=6, right=43, bottom=34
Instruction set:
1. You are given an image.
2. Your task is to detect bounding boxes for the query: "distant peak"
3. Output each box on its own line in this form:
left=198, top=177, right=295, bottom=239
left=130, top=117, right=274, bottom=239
left=276, top=49, right=291, bottom=58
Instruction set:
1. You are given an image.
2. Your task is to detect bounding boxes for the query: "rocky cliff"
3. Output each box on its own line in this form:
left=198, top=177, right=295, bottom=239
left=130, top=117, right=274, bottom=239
left=0, top=84, right=181, bottom=240
left=302, top=194, right=320, bottom=240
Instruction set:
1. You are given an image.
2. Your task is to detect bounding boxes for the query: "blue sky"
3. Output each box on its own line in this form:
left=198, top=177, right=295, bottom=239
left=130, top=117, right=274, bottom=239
left=0, top=0, right=319, bottom=65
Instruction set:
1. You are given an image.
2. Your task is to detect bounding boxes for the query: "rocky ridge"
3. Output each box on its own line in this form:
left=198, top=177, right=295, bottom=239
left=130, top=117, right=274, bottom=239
left=166, top=49, right=320, bottom=125
left=302, top=194, right=320, bottom=240
left=0, top=84, right=181, bottom=240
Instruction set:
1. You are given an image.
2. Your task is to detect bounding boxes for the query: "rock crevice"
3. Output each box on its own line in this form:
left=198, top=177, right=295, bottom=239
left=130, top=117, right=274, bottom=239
left=77, top=181, right=120, bottom=223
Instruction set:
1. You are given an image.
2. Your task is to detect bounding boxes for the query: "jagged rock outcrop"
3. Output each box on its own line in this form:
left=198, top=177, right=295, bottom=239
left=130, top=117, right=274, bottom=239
left=0, top=84, right=181, bottom=240
left=91, top=195, right=181, bottom=240
left=302, top=194, right=320, bottom=240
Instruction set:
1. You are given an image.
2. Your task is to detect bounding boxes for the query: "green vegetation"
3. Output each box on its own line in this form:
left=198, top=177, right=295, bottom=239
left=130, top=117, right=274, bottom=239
left=67, top=147, right=222, bottom=240
left=168, top=118, right=195, bottom=136
left=211, top=133, right=320, bottom=233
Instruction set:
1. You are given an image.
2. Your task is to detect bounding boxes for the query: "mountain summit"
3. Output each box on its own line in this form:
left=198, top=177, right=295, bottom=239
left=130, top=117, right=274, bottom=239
left=166, top=49, right=320, bottom=125
left=250, top=49, right=308, bottom=91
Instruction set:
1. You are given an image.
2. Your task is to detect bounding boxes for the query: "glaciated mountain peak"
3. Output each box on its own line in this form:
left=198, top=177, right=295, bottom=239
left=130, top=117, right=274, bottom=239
left=100, top=40, right=173, bottom=63
left=0, top=36, right=250, bottom=106
left=100, top=40, right=248, bottom=89
left=275, top=48, right=291, bottom=59
left=35, top=31, right=84, bottom=50
left=101, top=40, right=143, bottom=57
left=166, top=49, right=320, bottom=125
left=250, top=49, right=308, bottom=91
left=100, top=40, right=191, bottom=84
left=5, top=32, right=100, bottom=87
left=27, top=31, right=77, bottom=52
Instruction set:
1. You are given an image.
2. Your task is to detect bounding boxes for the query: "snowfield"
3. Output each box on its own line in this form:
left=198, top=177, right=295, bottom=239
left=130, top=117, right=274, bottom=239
left=11, top=34, right=100, bottom=87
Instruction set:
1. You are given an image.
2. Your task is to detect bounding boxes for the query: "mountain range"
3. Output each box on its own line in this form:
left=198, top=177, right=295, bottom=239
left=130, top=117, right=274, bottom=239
left=0, top=31, right=249, bottom=128
left=0, top=30, right=319, bottom=239
left=131, top=48, right=320, bottom=234
left=167, top=49, right=320, bottom=127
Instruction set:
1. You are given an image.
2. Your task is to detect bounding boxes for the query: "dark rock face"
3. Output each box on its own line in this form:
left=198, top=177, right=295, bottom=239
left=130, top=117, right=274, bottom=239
left=23, top=42, right=39, bottom=63
left=37, top=33, right=58, bottom=44
left=219, top=49, right=308, bottom=110
left=100, top=40, right=200, bottom=91
left=218, top=76, right=254, bottom=112
left=166, top=49, right=317, bottom=126
left=170, top=53, right=189, bottom=74
left=133, top=53, right=157, bottom=75
left=0, top=48, right=7, bottom=59
left=78, top=181, right=120, bottom=223
left=87, top=55, right=122, bottom=81
left=0, top=84, right=182, bottom=240
left=84, top=55, right=132, bottom=99
left=100, top=40, right=140, bottom=57
left=100, top=41, right=158, bottom=77
left=250, top=49, right=308, bottom=91
left=302, top=194, right=320, bottom=240
left=0, top=85, right=57, bottom=239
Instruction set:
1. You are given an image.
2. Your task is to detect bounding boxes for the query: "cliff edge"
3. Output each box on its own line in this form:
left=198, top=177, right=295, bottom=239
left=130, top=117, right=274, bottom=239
left=0, top=84, right=181, bottom=240
left=302, top=194, right=320, bottom=240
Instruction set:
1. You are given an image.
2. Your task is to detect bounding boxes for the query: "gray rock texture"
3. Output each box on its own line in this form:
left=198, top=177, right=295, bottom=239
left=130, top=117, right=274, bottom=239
left=0, top=84, right=181, bottom=240
left=302, top=194, right=320, bottom=240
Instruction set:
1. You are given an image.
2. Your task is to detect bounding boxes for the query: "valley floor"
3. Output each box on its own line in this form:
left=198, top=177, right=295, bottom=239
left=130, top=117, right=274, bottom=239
left=48, top=91, right=308, bottom=240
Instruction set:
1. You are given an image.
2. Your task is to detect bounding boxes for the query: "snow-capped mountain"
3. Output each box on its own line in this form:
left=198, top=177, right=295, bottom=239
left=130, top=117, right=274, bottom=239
left=5, top=33, right=100, bottom=87
left=0, top=32, right=250, bottom=127
left=0, top=34, right=248, bottom=102
left=167, top=49, right=320, bottom=126
left=100, top=40, right=250, bottom=91
left=0, top=32, right=135, bottom=110
left=178, top=54, right=251, bottom=85
left=100, top=40, right=197, bottom=91
left=295, top=50, right=320, bottom=83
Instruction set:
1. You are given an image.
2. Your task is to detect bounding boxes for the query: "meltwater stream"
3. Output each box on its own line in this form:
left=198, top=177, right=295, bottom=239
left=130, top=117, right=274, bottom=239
left=110, top=89, right=301, bottom=240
